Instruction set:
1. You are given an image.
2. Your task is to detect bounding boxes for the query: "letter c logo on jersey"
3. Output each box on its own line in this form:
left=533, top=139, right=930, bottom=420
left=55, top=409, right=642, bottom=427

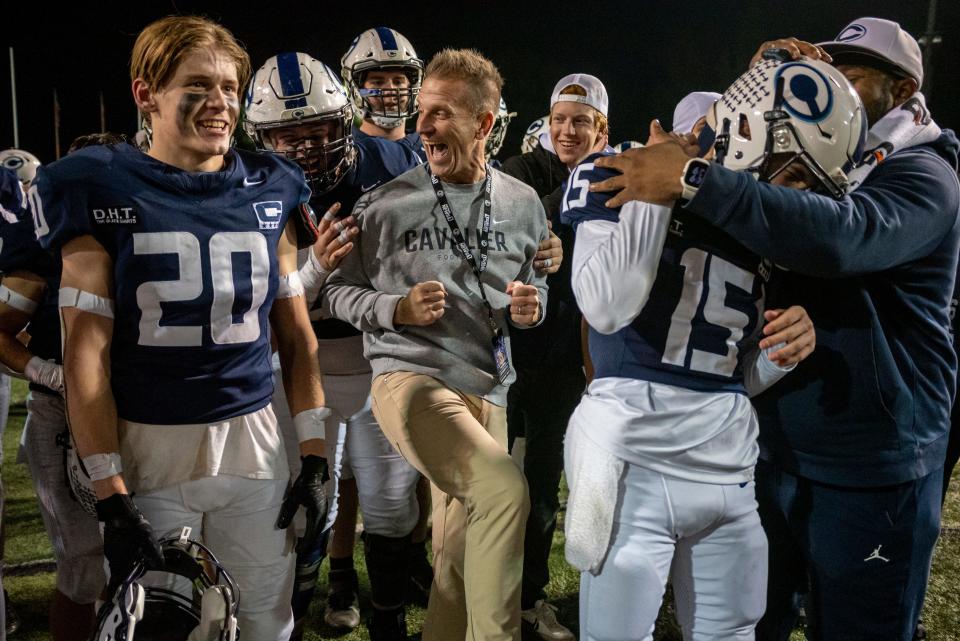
left=775, top=63, right=833, bottom=123
left=253, top=201, right=283, bottom=230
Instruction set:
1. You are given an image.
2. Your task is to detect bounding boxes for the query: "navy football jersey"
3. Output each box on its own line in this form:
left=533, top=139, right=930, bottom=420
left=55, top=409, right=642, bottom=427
left=35, top=144, right=310, bottom=424
left=352, top=126, right=426, bottom=163
left=0, top=166, right=62, bottom=375
left=0, top=167, right=55, bottom=277
left=308, top=135, right=420, bottom=339
left=561, top=152, right=769, bottom=394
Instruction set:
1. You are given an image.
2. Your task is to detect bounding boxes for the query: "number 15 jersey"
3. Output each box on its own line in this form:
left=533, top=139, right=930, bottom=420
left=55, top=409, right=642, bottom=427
left=561, top=152, right=771, bottom=395
left=35, top=144, right=310, bottom=424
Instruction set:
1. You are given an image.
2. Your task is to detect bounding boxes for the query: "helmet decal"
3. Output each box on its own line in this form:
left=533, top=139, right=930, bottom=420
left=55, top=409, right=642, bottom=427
left=375, top=26, right=400, bottom=52
left=276, top=51, right=309, bottom=109
left=777, top=63, right=833, bottom=123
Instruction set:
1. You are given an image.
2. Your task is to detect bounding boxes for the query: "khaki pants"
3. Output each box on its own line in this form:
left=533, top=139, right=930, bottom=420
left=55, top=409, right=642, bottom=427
left=371, top=371, right=530, bottom=641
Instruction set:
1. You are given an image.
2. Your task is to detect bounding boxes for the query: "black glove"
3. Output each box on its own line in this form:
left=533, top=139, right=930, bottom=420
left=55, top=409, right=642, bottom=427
left=96, top=493, right=163, bottom=594
left=276, top=455, right=330, bottom=555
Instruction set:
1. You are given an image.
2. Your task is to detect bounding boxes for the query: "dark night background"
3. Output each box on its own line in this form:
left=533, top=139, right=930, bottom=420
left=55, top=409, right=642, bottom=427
left=2, top=1, right=957, bottom=164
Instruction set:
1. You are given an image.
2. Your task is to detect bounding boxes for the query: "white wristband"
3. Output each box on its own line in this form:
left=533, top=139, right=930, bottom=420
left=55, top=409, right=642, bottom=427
left=298, top=248, right=332, bottom=307
left=300, top=247, right=331, bottom=290
left=82, top=452, right=123, bottom=482
left=293, top=407, right=332, bottom=443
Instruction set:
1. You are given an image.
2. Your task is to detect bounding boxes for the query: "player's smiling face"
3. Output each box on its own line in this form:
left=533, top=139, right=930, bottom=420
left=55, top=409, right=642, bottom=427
left=416, top=76, right=488, bottom=184
left=139, top=48, right=240, bottom=172
left=363, top=69, right=411, bottom=117
left=550, top=102, right=601, bottom=169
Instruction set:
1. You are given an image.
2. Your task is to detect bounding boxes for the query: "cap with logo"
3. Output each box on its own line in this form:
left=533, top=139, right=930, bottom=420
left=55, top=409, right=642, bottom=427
left=818, top=17, right=923, bottom=85
left=550, top=73, right=609, bottom=117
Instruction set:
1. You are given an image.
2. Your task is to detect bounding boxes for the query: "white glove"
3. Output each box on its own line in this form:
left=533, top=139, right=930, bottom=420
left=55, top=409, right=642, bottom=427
left=24, top=356, right=64, bottom=394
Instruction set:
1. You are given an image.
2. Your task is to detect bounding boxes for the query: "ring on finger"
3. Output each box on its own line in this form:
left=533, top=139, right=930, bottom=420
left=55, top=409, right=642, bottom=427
left=541, top=257, right=553, bottom=268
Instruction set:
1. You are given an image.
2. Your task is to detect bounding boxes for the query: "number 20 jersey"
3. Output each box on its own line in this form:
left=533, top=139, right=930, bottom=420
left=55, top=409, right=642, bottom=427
left=35, top=144, right=310, bottom=424
left=561, top=152, right=769, bottom=395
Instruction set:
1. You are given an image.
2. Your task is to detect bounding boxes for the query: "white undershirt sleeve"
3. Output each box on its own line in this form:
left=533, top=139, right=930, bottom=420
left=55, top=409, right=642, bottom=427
left=570, top=201, right=672, bottom=335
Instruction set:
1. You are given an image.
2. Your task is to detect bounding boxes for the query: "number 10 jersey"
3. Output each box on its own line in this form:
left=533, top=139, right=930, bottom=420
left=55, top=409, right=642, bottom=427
left=35, top=144, right=310, bottom=424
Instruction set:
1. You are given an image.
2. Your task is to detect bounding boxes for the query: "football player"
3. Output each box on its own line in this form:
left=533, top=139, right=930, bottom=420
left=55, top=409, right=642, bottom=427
left=342, top=27, right=425, bottom=161
left=560, top=54, right=857, bottom=640
left=32, top=17, right=329, bottom=641
left=0, top=141, right=122, bottom=641
left=340, top=25, right=436, bottom=620
left=245, top=51, right=423, bottom=641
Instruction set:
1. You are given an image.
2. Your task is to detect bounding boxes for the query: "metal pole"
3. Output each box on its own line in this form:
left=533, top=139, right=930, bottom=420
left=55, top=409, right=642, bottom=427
left=54, top=89, right=61, bottom=160
left=919, top=0, right=941, bottom=99
left=100, top=91, right=106, bottom=133
left=9, top=47, right=18, bottom=148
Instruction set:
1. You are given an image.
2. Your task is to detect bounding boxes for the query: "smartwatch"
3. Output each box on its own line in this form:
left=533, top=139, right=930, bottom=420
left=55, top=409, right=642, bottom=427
left=680, top=158, right=711, bottom=204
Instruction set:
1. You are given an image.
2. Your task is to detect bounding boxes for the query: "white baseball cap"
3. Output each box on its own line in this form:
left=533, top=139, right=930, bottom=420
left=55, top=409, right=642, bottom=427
left=818, top=17, right=923, bottom=85
left=672, top=91, right=721, bottom=135
left=550, top=73, right=609, bottom=117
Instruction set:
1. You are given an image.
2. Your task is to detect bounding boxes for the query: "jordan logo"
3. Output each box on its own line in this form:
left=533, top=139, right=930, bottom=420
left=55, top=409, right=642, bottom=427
left=864, top=545, right=890, bottom=563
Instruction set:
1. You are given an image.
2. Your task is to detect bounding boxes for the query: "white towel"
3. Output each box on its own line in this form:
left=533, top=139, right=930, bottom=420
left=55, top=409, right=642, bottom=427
left=563, top=417, right=623, bottom=575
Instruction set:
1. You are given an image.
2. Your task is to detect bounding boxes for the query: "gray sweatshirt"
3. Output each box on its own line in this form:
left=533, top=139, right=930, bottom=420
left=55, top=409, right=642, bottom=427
left=323, top=164, right=549, bottom=406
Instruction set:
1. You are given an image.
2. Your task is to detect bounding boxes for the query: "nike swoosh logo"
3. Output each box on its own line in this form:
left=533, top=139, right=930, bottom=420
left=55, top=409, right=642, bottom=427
left=492, top=218, right=508, bottom=225
left=361, top=182, right=381, bottom=193
left=244, top=177, right=265, bottom=187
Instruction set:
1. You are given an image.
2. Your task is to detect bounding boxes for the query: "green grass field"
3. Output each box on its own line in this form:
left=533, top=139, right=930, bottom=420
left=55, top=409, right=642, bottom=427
left=3, top=378, right=959, bottom=640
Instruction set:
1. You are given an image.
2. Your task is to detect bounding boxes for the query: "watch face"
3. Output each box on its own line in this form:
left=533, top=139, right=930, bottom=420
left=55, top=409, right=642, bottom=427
left=685, top=161, right=709, bottom=188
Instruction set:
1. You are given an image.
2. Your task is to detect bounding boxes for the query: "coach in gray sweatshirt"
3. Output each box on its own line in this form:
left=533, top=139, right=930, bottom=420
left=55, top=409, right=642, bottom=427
left=324, top=49, right=548, bottom=641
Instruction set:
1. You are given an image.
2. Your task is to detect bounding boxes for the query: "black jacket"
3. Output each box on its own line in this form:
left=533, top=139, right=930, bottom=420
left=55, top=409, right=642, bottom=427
left=501, top=146, right=582, bottom=370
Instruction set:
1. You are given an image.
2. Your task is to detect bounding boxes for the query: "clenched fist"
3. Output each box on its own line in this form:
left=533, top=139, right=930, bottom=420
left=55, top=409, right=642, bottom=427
left=394, top=281, right=447, bottom=326
left=507, top=281, right=540, bottom=326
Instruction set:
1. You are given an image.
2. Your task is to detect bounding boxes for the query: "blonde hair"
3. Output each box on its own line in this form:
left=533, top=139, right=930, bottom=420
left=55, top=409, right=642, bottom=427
left=424, top=48, right=502, bottom=115
left=551, top=85, right=609, bottom=137
left=130, top=15, right=251, bottom=123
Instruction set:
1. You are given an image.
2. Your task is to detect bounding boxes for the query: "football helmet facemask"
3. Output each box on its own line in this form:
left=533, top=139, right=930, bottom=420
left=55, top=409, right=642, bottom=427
left=245, top=52, right=355, bottom=195
left=341, top=27, right=423, bottom=129
left=0, top=149, right=41, bottom=187
left=485, top=97, right=517, bottom=161
left=712, top=51, right=866, bottom=198
left=94, top=528, right=239, bottom=641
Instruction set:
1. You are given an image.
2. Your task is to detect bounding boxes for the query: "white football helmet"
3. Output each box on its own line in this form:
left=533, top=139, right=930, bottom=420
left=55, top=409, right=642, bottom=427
left=0, top=149, right=41, bottom=187
left=341, top=27, right=423, bottom=129
left=95, top=528, right=239, bottom=641
left=486, top=97, right=517, bottom=160
left=712, top=52, right=866, bottom=198
left=244, top=52, right=355, bottom=194
left=521, top=115, right=550, bottom=154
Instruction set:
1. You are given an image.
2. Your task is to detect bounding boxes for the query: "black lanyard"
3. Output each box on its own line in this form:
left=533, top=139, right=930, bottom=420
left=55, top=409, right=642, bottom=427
left=425, top=163, right=499, bottom=335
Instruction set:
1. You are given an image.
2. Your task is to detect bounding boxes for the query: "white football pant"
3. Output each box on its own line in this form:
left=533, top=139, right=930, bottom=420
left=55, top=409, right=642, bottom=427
left=579, top=462, right=767, bottom=641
